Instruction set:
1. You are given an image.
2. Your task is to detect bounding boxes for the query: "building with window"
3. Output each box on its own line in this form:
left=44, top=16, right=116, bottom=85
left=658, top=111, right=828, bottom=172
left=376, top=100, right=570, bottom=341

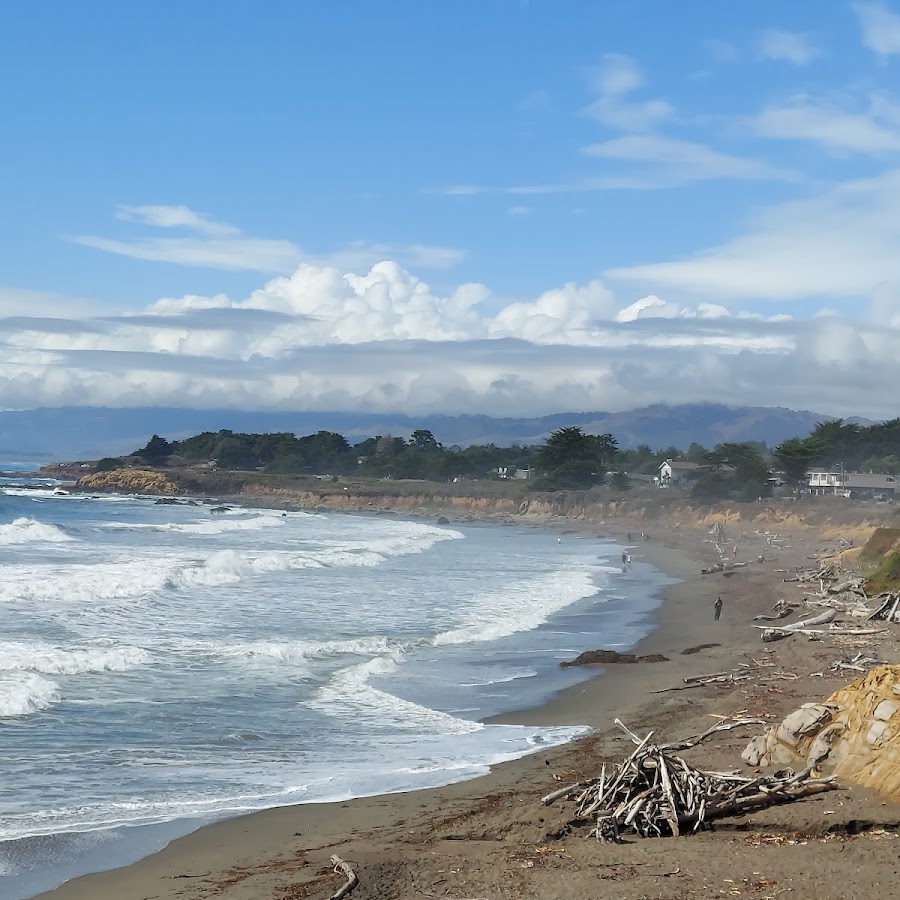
left=808, top=469, right=896, bottom=499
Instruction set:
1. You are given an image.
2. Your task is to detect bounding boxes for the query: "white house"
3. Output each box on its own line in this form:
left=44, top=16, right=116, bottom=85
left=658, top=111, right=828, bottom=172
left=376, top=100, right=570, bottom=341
left=658, top=460, right=702, bottom=488
left=808, top=468, right=896, bottom=499
left=497, top=465, right=531, bottom=480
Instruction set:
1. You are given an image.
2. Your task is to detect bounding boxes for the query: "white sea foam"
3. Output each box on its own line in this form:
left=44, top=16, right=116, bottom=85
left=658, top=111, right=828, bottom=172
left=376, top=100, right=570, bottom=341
left=310, top=652, right=483, bottom=735
left=0, top=672, right=60, bottom=717
left=0, top=561, right=173, bottom=606
left=216, top=635, right=399, bottom=666
left=460, top=668, right=539, bottom=687
left=1, top=487, right=70, bottom=499
left=433, top=566, right=600, bottom=646
left=0, top=517, right=73, bottom=545
left=0, top=642, right=151, bottom=675
left=104, top=514, right=287, bottom=535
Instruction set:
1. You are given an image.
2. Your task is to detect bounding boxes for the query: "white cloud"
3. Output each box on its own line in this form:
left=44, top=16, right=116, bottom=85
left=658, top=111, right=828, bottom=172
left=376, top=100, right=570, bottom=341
left=583, top=135, right=795, bottom=182
left=115, top=205, right=239, bottom=236
left=4, top=258, right=900, bottom=420
left=750, top=95, right=900, bottom=154
left=853, top=2, right=900, bottom=56
left=582, top=54, right=674, bottom=131
left=758, top=29, right=821, bottom=65
left=606, top=168, right=900, bottom=302
left=0, top=285, right=104, bottom=318
left=615, top=296, right=731, bottom=322
left=71, top=235, right=302, bottom=273
left=430, top=176, right=654, bottom=196
left=71, top=208, right=464, bottom=273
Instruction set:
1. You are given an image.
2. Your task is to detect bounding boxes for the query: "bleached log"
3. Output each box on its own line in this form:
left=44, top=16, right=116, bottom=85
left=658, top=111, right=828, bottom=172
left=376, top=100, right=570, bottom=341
left=329, top=855, right=359, bottom=900
left=541, top=782, right=583, bottom=806
left=752, top=608, right=836, bottom=632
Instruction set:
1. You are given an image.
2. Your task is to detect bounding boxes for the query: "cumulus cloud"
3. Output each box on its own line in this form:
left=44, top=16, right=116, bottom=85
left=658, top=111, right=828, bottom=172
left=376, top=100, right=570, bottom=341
left=3, top=257, right=900, bottom=420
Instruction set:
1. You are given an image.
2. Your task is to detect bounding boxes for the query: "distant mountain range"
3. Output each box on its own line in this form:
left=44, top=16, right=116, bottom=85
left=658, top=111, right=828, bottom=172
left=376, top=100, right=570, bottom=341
left=0, top=404, right=875, bottom=462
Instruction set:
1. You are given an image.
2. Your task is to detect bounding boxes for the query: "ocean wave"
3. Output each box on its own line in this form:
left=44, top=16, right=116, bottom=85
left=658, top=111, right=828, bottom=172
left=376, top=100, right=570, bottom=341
left=0, top=517, right=73, bottom=545
left=432, top=566, right=601, bottom=647
left=309, top=652, right=483, bottom=735
left=460, top=668, right=539, bottom=687
left=0, top=642, right=151, bottom=675
left=1, top=487, right=71, bottom=499
left=0, top=672, right=60, bottom=717
left=214, top=635, right=400, bottom=666
left=0, top=520, right=463, bottom=608
left=103, top=514, right=288, bottom=535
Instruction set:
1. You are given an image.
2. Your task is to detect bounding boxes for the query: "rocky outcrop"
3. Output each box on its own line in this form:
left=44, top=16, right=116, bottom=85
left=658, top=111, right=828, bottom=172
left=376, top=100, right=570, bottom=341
left=76, top=468, right=182, bottom=496
left=742, top=665, right=900, bottom=799
left=560, top=649, right=669, bottom=667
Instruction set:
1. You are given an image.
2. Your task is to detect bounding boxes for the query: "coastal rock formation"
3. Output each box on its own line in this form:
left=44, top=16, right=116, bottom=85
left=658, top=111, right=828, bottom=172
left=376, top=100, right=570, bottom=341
left=742, top=665, right=900, bottom=799
left=560, top=649, right=669, bottom=667
left=76, top=468, right=182, bottom=496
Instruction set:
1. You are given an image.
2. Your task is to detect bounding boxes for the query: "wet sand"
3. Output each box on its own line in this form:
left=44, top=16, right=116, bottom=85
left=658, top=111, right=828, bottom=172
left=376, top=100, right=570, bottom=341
left=34, top=522, right=900, bottom=900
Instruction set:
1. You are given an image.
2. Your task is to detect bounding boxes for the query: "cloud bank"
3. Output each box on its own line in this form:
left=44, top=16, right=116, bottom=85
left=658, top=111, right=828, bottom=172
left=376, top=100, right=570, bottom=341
left=2, top=251, right=900, bottom=420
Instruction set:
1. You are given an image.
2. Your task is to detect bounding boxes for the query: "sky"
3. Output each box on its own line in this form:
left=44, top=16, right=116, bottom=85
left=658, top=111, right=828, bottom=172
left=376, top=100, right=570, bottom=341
left=2, top=0, right=900, bottom=419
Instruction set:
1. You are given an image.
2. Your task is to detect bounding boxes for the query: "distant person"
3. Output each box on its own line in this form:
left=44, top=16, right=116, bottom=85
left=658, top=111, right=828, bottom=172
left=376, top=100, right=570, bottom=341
left=714, top=595, right=723, bottom=621
left=557, top=536, right=561, bottom=544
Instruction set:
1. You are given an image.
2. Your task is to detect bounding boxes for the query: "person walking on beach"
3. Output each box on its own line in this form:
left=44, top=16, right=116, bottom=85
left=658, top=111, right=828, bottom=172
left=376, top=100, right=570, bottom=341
left=714, top=595, right=723, bottom=621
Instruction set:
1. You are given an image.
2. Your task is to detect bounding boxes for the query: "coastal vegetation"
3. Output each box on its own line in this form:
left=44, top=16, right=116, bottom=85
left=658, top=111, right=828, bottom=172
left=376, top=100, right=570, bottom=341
left=76, top=414, right=900, bottom=502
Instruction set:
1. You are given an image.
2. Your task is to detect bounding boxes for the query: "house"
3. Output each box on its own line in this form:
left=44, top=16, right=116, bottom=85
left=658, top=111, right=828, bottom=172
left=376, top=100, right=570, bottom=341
left=657, top=460, right=702, bottom=488
left=496, top=465, right=531, bottom=480
left=808, top=469, right=896, bottom=499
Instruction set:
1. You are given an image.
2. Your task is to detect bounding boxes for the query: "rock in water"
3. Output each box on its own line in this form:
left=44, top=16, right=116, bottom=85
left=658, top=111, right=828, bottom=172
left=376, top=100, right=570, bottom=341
left=561, top=649, right=669, bottom=667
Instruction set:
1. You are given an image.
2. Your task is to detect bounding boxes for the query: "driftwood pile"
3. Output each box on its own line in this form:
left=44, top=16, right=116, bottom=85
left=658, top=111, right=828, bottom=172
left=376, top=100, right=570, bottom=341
left=759, top=557, right=900, bottom=640
left=543, top=719, right=838, bottom=841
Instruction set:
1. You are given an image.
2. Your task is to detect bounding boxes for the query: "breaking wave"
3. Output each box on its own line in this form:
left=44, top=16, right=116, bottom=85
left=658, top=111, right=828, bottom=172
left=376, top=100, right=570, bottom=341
left=433, top=566, right=601, bottom=646
left=0, top=642, right=151, bottom=675
left=0, top=517, right=73, bottom=545
left=0, top=672, right=61, bottom=717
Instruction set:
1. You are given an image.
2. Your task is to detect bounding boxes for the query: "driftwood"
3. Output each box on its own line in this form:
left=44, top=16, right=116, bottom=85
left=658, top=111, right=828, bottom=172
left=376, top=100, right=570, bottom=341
left=869, top=594, right=900, bottom=623
left=701, top=561, right=750, bottom=575
left=752, top=607, right=793, bottom=622
left=546, top=720, right=837, bottom=840
left=757, top=608, right=837, bottom=641
left=650, top=667, right=798, bottom=693
left=329, top=855, right=359, bottom=900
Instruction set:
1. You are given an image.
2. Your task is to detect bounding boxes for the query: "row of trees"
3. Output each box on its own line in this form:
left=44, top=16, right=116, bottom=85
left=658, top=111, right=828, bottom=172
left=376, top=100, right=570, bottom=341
left=115, top=414, right=900, bottom=499
left=124, top=426, right=625, bottom=490
left=125, top=428, right=534, bottom=483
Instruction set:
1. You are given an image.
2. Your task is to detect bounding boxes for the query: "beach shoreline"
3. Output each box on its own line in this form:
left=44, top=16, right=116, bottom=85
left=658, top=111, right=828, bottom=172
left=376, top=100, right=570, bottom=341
left=28, top=511, right=900, bottom=900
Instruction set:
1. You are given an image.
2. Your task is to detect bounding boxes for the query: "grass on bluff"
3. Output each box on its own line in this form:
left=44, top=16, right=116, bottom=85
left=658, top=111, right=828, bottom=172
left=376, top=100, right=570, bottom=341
left=860, top=527, right=900, bottom=592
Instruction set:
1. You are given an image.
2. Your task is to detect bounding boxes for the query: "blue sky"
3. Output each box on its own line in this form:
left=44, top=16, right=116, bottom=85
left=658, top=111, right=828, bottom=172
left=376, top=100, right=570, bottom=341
left=2, top=1, right=900, bottom=418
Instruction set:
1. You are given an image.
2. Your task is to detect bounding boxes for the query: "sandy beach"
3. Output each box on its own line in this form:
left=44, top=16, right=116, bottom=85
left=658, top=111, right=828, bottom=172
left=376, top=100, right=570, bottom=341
left=32, top=517, right=900, bottom=900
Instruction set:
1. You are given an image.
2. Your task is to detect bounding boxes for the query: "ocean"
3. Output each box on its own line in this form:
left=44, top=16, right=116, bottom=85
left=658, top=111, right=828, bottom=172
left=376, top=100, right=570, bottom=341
left=0, top=473, right=670, bottom=899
